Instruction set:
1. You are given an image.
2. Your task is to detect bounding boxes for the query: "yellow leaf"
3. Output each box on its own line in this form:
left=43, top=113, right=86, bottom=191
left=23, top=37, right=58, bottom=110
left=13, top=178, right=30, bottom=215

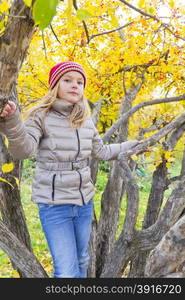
left=0, top=177, right=14, bottom=188
left=138, top=0, right=145, bottom=8
left=169, top=0, right=175, bottom=8
left=23, top=0, right=32, bottom=7
left=164, top=151, right=171, bottom=159
left=131, top=154, right=138, bottom=161
left=4, top=136, right=9, bottom=148
left=168, top=157, right=175, bottom=163
left=66, top=0, right=73, bottom=31
left=166, top=162, right=171, bottom=168
left=147, top=165, right=156, bottom=172
left=2, top=163, right=14, bottom=173
left=12, top=176, right=20, bottom=188
left=0, top=1, right=10, bottom=11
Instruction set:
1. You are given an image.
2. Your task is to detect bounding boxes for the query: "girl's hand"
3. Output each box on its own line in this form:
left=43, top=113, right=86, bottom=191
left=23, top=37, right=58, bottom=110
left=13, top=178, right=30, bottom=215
left=0, top=101, right=16, bottom=117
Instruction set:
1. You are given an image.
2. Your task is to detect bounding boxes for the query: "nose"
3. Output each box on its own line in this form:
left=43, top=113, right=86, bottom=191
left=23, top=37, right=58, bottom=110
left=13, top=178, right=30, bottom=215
left=71, top=81, right=78, bottom=89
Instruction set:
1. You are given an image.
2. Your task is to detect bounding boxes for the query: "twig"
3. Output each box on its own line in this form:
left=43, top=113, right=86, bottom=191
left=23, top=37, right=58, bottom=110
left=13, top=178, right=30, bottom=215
left=72, top=0, right=90, bottom=43
left=119, top=0, right=158, bottom=20
left=0, top=13, right=27, bottom=19
left=41, top=30, right=47, bottom=59
left=89, top=22, right=133, bottom=41
left=50, top=24, right=61, bottom=44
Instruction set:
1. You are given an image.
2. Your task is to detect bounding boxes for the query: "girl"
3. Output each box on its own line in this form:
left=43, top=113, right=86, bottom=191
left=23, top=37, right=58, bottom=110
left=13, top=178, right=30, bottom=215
left=0, top=61, right=138, bottom=278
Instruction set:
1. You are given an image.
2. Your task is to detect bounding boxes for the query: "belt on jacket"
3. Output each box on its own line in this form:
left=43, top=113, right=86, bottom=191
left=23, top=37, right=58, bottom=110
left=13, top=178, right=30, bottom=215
left=37, top=158, right=89, bottom=171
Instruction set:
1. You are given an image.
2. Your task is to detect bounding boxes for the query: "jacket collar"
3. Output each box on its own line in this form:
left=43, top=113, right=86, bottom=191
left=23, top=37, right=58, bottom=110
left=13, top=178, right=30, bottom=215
left=51, top=99, right=75, bottom=116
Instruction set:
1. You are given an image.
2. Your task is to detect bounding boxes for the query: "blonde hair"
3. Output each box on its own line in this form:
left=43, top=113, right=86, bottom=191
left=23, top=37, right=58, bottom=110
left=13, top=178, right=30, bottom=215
left=24, top=81, right=91, bottom=130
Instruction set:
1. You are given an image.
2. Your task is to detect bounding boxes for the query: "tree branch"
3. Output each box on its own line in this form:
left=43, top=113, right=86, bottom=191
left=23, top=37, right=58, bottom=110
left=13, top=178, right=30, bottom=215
left=73, top=0, right=133, bottom=44
left=0, top=220, right=48, bottom=278
left=101, top=175, right=185, bottom=277
left=89, top=22, right=133, bottom=41
left=118, top=155, right=139, bottom=243
left=72, top=0, right=90, bottom=43
left=119, top=0, right=185, bottom=41
left=41, top=31, right=47, bottom=59
left=50, top=24, right=61, bottom=44
left=162, top=122, right=185, bottom=151
left=118, top=111, right=185, bottom=158
left=119, top=0, right=158, bottom=20
left=145, top=215, right=185, bottom=277
left=103, top=94, right=185, bottom=143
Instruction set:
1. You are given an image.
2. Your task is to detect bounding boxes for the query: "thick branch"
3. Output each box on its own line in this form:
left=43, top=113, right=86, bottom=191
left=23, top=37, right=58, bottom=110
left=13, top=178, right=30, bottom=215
left=101, top=175, right=185, bottom=277
left=103, top=94, right=185, bottom=143
left=118, top=155, right=139, bottom=242
left=124, top=112, right=185, bottom=157
left=91, top=97, right=104, bottom=126
left=162, top=122, right=185, bottom=151
left=145, top=215, right=185, bottom=277
left=135, top=176, right=185, bottom=251
left=0, top=220, right=48, bottom=278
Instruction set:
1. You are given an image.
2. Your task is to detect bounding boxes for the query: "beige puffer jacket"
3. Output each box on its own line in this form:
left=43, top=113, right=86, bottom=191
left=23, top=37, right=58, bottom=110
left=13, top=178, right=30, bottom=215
left=0, top=99, right=137, bottom=206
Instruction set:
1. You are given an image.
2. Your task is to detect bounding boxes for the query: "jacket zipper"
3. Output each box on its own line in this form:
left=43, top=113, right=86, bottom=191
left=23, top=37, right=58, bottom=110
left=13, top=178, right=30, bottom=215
left=76, top=170, right=85, bottom=205
left=75, top=129, right=80, bottom=160
left=75, top=129, right=85, bottom=205
left=52, top=174, right=56, bottom=201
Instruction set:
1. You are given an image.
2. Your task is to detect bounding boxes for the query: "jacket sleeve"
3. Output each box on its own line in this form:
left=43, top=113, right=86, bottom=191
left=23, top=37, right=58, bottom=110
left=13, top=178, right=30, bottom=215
left=91, top=122, right=138, bottom=161
left=0, top=108, right=43, bottom=160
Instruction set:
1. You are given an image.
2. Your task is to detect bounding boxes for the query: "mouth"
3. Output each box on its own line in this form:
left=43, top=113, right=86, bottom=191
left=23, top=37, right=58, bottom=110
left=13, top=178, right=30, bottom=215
left=68, top=92, right=78, bottom=96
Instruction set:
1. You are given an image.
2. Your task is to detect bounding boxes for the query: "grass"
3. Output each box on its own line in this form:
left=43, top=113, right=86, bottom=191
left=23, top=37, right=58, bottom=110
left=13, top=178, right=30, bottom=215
left=0, top=158, right=180, bottom=277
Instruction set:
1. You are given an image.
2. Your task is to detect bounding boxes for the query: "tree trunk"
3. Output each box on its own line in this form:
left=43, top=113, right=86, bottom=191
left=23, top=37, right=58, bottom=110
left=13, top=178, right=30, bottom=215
left=0, top=138, right=33, bottom=277
left=96, top=82, right=143, bottom=277
left=0, top=0, right=34, bottom=97
left=0, top=0, right=35, bottom=277
left=129, top=157, right=168, bottom=277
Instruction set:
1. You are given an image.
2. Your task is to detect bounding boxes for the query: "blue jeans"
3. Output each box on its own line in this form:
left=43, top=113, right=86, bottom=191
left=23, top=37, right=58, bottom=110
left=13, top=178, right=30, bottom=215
left=38, top=200, right=93, bottom=278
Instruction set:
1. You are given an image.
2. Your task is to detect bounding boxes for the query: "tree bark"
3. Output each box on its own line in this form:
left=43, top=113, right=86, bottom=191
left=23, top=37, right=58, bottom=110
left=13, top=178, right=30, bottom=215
left=145, top=215, right=185, bottom=278
left=129, top=157, right=168, bottom=277
left=0, top=220, right=48, bottom=278
left=0, top=0, right=35, bottom=277
left=0, top=139, right=33, bottom=277
left=100, top=172, right=185, bottom=277
left=96, top=80, right=144, bottom=277
left=0, top=0, right=34, bottom=97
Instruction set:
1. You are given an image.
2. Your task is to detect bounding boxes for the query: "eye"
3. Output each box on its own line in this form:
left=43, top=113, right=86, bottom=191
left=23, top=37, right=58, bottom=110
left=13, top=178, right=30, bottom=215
left=78, top=81, right=83, bottom=85
left=64, top=79, right=70, bottom=82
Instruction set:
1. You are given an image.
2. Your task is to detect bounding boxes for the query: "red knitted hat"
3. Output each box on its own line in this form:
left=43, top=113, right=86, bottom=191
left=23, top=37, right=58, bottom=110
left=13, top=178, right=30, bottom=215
left=49, top=61, right=86, bottom=89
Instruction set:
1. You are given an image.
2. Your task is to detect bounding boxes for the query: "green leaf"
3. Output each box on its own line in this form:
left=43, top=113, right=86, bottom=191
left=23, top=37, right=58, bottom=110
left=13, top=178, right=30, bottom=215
left=76, top=8, right=93, bottom=21
left=33, top=0, right=59, bottom=30
left=136, top=168, right=145, bottom=177
left=23, top=0, right=32, bottom=7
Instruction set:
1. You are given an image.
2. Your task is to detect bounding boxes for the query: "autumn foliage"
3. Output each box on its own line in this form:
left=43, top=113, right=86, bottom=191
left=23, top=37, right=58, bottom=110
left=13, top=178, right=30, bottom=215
left=0, top=0, right=185, bottom=278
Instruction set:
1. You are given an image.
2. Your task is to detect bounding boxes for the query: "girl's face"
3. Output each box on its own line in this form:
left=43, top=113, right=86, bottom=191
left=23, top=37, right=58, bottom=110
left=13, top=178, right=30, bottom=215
left=57, top=71, right=84, bottom=103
